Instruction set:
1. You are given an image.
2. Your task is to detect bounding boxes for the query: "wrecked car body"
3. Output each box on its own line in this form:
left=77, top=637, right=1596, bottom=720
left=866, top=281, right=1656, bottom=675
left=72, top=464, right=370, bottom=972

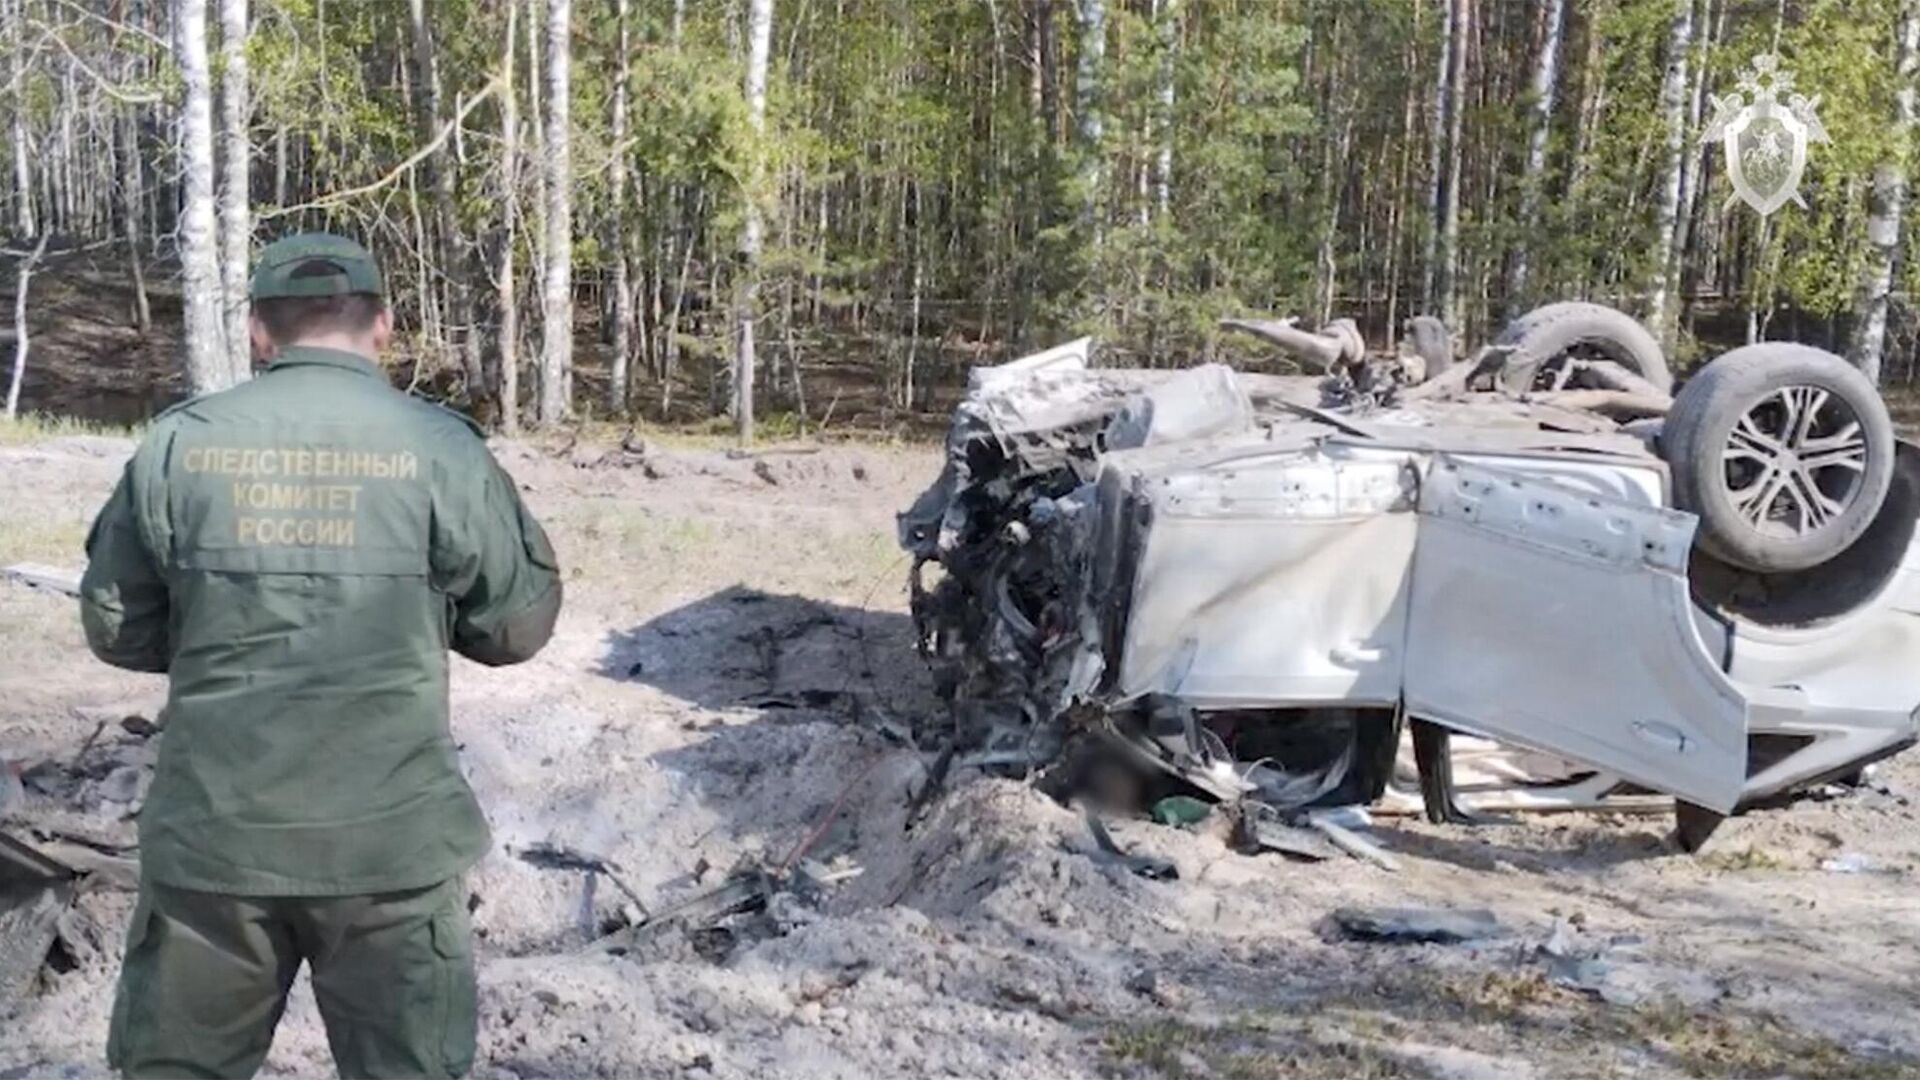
left=901, top=308, right=1920, bottom=848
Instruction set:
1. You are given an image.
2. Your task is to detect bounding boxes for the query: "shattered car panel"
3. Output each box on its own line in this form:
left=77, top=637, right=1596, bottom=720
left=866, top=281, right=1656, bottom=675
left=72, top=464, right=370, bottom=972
left=903, top=333, right=1920, bottom=829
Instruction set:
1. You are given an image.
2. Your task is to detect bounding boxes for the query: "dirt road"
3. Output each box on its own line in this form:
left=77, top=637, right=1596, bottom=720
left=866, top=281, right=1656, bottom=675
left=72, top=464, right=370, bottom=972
left=3, top=430, right=1917, bottom=1078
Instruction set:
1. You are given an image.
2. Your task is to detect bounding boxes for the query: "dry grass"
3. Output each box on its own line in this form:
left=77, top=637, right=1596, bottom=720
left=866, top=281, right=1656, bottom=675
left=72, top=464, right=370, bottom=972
left=1103, top=1017, right=1415, bottom=1079
left=1408, top=968, right=1913, bottom=1079
left=542, top=499, right=905, bottom=614
left=1696, top=845, right=1796, bottom=872
left=561, top=411, right=933, bottom=451
left=0, top=512, right=89, bottom=565
left=0, top=413, right=137, bottom=446
left=1101, top=970, right=1918, bottom=1080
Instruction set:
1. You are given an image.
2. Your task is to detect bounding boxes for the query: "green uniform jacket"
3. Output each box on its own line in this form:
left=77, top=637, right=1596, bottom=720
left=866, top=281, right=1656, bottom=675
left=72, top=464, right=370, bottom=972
left=79, top=346, right=562, bottom=896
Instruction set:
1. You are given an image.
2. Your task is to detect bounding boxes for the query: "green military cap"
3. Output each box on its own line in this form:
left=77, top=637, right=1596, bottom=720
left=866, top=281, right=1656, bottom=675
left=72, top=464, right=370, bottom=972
left=249, top=232, right=385, bottom=300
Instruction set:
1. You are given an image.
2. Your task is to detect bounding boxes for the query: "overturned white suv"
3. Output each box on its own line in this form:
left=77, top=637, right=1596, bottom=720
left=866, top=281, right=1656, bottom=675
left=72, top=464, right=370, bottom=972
left=900, top=304, right=1919, bottom=848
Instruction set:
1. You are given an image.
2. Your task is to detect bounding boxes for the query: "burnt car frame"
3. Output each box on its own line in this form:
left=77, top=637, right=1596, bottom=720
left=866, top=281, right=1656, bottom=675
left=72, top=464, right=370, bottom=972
left=900, top=305, right=1920, bottom=848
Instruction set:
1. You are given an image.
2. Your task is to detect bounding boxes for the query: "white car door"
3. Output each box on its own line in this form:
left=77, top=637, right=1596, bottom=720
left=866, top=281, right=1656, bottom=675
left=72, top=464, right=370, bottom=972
left=1114, top=445, right=1415, bottom=709
left=1403, top=456, right=1750, bottom=813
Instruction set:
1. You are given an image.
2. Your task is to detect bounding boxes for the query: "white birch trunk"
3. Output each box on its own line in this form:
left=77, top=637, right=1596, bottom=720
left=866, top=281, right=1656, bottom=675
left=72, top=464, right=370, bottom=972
left=4, top=233, right=48, bottom=418
left=1646, top=0, right=1695, bottom=345
left=1436, top=0, right=1468, bottom=328
left=1152, top=0, right=1176, bottom=220
left=217, top=0, right=250, bottom=383
left=1074, top=0, right=1105, bottom=227
left=121, top=32, right=152, bottom=335
left=537, top=0, right=572, bottom=425
left=733, top=0, right=772, bottom=444
left=526, top=0, right=547, bottom=357
left=406, top=0, right=440, bottom=339
left=7, top=0, right=30, bottom=238
left=1506, top=0, right=1565, bottom=308
left=608, top=0, right=633, bottom=417
left=176, top=0, right=227, bottom=396
left=1420, top=0, right=1453, bottom=315
left=1669, top=0, right=1714, bottom=335
left=903, top=183, right=922, bottom=409
left=273, top=124, right=286, bottom=206
left=1851, top=3, right=1919, bottom=384
left=121, top=111, right=152, bottom=335
left=497, top=0, right=520, bottom=435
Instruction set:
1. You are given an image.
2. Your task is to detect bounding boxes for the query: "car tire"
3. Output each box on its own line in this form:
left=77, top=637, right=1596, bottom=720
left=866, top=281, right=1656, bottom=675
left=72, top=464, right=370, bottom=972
left=1495, top=301, right=1672, bottom=394
left=1663, top=343, right=1895, bottom=573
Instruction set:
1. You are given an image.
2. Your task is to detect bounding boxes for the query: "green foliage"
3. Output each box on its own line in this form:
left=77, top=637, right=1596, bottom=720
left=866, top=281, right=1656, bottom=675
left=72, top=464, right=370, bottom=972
left=16, top=0, right=1920, bottom=422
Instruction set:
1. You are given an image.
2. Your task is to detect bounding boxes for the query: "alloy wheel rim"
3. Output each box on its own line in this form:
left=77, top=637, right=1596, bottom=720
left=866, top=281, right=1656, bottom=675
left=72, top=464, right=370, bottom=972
left=1720, top=384, right=1869, bottom=539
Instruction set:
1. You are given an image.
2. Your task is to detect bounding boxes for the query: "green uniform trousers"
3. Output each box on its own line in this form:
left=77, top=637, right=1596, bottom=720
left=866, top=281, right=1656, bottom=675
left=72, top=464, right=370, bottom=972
left=107, top=877, right=476, bottom=1079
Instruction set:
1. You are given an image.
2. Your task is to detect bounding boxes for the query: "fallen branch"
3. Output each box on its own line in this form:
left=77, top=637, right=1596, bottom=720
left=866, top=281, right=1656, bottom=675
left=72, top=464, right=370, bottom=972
left=261, top=76, right=503, bottom=220
left=0, top=237, right=115, bottom=260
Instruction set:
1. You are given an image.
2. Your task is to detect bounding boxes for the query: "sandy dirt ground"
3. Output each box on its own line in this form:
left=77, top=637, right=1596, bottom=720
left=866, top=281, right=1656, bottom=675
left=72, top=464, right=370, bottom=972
left=4, top=430, right=1920, bottom=1079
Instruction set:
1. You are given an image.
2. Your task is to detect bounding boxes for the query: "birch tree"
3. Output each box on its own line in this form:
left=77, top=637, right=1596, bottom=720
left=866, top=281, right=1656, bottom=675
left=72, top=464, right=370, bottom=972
left=1669, top=0, right=1716, bottom=329
left=496, top=0, right=520, bottom=434
left=1074, top=0, right=1105, bottom=227
left=1436, top=0, right=1469, bottom=327
left=733, top=0, right=772, bottom=444
left=120, top=110, right=151, bottom=334
left=6, top=0, right=29, bottom=238
left=1152, top=0, right=1176, bottom=219
left=119, top=11, right=151, bottom=335
left=176, top=0, right=227, bottom=396
left=537, top=0, right=571, bottom=426
left=1420, top=0, right=1454, bottom=315
left=1035, top=0, right=1060, bottom=146
left=217, top=0, right=250, bottom=383
left=1852, top=3, right=1920, bottom=383
left=0, top=0, right=1911, bottom=425
left=1646, top=0, right=1695, bottom=347
left=1506, top=0, right=1566, bottom=308
left=607, top=0, right=633, bottom=416
left=4, top=234, right=48, bottom=419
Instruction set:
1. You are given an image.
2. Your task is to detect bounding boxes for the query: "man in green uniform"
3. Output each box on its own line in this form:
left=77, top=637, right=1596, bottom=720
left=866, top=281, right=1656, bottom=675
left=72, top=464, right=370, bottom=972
left=79, top=233, right=562, bottom=1079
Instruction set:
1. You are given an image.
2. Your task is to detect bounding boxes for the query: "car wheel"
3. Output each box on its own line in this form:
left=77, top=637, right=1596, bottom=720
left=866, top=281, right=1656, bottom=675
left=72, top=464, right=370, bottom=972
left=1495, top=301, right=1672, bottom=394
left=1663, top=343, right=1896, bottom=574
